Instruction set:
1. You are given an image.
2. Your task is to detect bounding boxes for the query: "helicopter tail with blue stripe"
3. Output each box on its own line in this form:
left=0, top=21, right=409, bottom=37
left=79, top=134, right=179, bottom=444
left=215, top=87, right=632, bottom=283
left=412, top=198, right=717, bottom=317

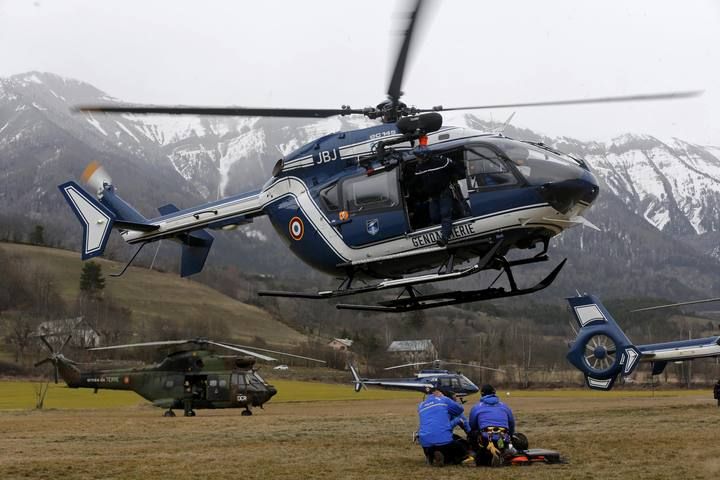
left=58, top=162, right=262, bottom=277
left=566, top=294, right=720, bottom=390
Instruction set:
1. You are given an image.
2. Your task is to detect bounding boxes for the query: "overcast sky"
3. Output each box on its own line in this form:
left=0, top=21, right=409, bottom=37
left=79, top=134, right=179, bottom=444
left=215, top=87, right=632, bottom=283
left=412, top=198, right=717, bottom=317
left=1, top=0, right=719, bottom=145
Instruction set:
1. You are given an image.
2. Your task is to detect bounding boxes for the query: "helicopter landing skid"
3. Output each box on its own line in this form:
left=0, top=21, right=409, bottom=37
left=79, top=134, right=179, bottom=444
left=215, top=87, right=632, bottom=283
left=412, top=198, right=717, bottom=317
left=258, top=241, right=503, bottom=302
left=336, top=258, right=567, bottom=312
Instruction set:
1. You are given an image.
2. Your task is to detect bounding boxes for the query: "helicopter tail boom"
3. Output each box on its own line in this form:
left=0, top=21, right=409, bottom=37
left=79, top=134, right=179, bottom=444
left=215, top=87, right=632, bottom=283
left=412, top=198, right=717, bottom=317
left=59, top=162, right=265, bottom=275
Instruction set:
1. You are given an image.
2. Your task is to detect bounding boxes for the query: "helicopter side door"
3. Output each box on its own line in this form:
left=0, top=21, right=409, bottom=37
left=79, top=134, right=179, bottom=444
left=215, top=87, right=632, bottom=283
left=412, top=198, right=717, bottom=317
left=337, top=169, right=409, bottom=246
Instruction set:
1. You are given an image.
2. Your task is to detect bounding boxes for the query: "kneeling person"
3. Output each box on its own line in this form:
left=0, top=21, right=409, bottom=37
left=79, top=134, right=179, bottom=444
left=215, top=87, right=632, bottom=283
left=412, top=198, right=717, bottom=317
left=468, top=384, right=515, bottom=467
left=417, top=387, right=469, bottom=466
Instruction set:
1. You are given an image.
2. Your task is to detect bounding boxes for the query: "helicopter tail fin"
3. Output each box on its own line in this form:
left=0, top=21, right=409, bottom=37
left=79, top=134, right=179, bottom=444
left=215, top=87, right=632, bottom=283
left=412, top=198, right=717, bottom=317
left=58, top=162, right=160, bottom=260
left=565, top=294, right=641, bottom=390
left=348, top=363, right=366, bottom=392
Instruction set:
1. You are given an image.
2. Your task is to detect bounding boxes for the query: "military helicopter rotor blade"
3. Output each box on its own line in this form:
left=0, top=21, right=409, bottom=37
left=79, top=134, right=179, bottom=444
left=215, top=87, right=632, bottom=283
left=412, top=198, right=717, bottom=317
left=74, top=105, right=370, bottom=118
left=441, top=362, right=505, bottom=373
left=216, top=341, right=327, bottom=364
left=630, top=296, right=720, bottom=313
left=205, top=341, right=277, bottom=362
left=386, top=0, right=426, bottom=106
left=418, top=90, right=703, bottom=113
left=87, top=339, right=191, bottom=351
left=384, top=361, right=433, bottom=371
left=34, top=358, right=53, bottom=368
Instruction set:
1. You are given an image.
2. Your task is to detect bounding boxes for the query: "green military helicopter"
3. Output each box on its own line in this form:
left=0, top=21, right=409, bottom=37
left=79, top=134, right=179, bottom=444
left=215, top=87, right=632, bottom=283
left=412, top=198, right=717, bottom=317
left=35, top=336, right=325, bottom=416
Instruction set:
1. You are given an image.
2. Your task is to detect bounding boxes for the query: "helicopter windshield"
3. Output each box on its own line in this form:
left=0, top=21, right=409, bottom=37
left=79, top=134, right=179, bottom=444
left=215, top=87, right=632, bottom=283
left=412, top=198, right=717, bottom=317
left=252, top=371, right=267, bottom=385
left=490, top=138, right=587, bottom=185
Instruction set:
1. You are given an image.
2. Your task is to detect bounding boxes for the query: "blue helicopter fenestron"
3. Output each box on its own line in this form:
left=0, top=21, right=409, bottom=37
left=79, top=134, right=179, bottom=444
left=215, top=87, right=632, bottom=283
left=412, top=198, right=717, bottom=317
left=566, top=295, right=720, bottom=390
left=57, top=0, right=697, bottom=312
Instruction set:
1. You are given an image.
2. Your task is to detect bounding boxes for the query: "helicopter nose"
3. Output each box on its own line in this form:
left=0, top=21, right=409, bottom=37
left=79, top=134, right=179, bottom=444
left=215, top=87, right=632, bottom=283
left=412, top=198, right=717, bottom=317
left=539, top=174, right=599, bottom=214
left=266, top=385, right=278, bottom=398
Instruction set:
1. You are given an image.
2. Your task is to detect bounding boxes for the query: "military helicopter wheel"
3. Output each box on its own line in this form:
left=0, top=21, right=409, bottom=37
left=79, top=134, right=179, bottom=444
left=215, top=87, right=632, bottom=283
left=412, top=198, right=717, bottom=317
left=163, top=410, right=176, bottom=417
left=241, top=409, right=252, bottom=416
left=184, top=410, right=196, bottom=417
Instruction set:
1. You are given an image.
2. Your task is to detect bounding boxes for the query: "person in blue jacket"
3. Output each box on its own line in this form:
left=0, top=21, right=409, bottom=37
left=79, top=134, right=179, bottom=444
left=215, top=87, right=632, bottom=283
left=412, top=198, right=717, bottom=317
left=417, top=387, right=469, bottom=466
left=467, top=384, right=515, bottom=467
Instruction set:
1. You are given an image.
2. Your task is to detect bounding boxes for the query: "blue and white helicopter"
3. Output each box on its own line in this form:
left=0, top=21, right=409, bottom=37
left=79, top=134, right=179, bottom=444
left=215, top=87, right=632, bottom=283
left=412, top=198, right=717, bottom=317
left=58, top=0, right=697, bottom=312
left=566, top=294, right=720, bottom=390
left=349, top=360, right=503, bottom=400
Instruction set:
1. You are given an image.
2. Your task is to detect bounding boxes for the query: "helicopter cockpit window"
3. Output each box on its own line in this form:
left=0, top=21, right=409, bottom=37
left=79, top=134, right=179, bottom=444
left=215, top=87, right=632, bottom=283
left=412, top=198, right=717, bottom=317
left=439, top=377, right=452, bottom=387
left=342, top=170, right=399, bottom=212
left=466, top=147, right=517, bottom=190
left=164, top=379, right=174, bottom=389
left=320, top=183, right=340, bottom=212
left=459, top=375, right=474, bottom=389
left=493, top=139, right=586, bottom=185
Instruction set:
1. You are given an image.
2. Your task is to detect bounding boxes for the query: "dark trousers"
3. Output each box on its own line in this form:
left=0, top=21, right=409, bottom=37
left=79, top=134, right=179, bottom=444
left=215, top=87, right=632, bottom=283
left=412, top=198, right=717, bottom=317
left=423, top=438, right=468, bottom=465
left=428, top=189, right=453, bottom=241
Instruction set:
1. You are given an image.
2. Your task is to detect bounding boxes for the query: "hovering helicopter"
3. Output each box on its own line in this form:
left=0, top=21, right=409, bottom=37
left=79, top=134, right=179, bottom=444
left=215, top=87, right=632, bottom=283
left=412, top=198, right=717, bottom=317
left=35, top=337, right=325, bottom=416
left=348, top=360, right=503, bottom=400
left=566, top=294, right=720, bottom=390
left=58, top=0, right=700, bottom=312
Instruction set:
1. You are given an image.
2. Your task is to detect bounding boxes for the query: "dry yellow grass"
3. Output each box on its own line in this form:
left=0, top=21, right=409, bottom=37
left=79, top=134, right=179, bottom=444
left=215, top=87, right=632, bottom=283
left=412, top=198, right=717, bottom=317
left=0, top=382, right=718, bottom=480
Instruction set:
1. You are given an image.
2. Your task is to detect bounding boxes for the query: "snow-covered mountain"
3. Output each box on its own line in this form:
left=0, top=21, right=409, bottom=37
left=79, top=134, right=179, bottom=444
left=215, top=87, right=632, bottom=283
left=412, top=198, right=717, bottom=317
left=1, top=72, right=719, bottom=300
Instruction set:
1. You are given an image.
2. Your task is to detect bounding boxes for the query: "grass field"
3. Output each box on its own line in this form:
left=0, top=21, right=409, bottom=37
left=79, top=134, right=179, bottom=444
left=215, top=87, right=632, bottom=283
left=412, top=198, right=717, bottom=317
left=0, top=242, right=306, bottom=345
left=1, top=380, right=718, bottom=479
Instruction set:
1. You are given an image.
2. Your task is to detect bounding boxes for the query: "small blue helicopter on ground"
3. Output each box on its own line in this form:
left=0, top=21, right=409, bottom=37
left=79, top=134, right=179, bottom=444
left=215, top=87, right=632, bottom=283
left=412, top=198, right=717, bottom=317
left=59, top=0, right=697, bottom=312
left=566, top=294, right=720, bottom=390
left=348, top=360, right=503, bottom=400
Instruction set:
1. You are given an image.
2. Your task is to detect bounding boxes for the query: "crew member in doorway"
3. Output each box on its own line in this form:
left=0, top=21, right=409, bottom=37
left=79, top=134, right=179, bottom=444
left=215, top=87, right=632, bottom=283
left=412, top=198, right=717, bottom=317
left=414, top=144, right=465, bottom=247
left=417, top=387, right=469, bottom=467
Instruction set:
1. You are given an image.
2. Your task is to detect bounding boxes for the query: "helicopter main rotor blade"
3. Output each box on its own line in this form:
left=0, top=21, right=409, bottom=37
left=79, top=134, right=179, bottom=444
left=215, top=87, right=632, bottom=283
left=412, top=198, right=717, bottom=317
left=386, top=0, right=426, bottom=105
left=205, top=341, right=277, bottom=362
left=87, top=340, right=191, bottom=351
left=441, top=362, right=505, bottom=373
left=218, top=341, right=326, bottom=364
left=75, top=105, right=369, bottom=118
left=421, top=90, right=703, bottom=113
left=631, top=296, right=720, bottom=313
left=384, top=361, right=432, bottom=371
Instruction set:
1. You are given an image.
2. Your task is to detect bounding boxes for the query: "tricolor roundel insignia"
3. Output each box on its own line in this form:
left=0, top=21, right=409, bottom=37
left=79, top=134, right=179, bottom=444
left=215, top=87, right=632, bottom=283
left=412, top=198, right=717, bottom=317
left=289, top=217, right=304, bottom=241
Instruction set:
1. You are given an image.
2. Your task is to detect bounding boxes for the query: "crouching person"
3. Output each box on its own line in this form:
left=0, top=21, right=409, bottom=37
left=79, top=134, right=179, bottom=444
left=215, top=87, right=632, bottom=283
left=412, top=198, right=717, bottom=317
left=468, top=384, right=515, bottom=467
left=417, top=387, right=469, bottom=467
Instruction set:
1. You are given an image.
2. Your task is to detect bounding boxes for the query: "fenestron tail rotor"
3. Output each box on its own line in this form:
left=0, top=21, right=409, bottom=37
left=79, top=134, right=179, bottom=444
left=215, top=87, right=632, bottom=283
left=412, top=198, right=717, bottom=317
left=582, top=334, right=618, bottom=375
